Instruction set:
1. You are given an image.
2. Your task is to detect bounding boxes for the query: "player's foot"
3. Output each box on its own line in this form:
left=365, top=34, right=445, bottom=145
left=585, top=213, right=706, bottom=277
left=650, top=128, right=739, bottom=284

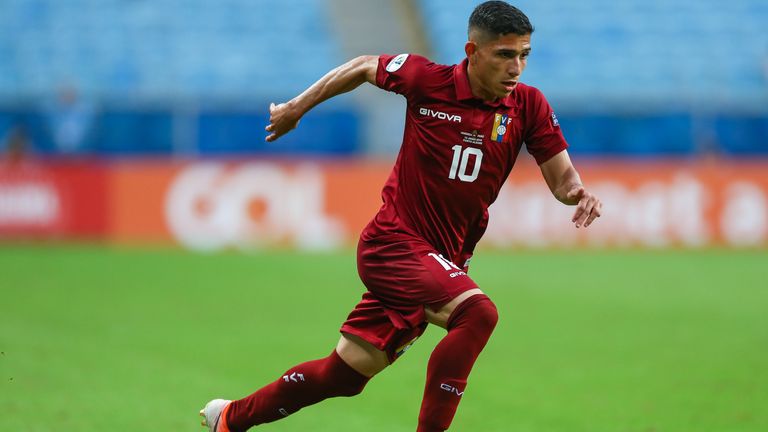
left=199, top=398, right=231, bottom=432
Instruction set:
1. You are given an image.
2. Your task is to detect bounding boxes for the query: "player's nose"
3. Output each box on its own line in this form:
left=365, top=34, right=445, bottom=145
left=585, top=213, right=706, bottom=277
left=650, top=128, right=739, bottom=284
left=507, top=59, right=521, bottom=77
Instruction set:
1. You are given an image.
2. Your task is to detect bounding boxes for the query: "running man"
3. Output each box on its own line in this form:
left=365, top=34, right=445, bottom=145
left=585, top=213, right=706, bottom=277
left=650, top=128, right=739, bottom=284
left=201, top=2, right=602, bottom=430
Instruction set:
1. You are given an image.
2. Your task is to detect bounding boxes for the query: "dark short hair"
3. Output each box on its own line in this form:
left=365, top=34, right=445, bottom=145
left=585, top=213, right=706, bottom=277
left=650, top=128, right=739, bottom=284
left=468, top=1, right=534, bottom=39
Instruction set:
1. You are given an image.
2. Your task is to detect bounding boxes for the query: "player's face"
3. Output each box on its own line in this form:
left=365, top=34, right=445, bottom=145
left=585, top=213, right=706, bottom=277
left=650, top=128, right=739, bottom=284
left=466, top=33, right=531, bottom=100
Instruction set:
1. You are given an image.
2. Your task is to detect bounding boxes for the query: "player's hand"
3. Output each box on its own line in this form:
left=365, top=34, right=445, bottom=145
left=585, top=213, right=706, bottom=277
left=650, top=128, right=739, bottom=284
left=265, top=101, right=302, bottom=142
left=567, top=186, right=602, bottom=228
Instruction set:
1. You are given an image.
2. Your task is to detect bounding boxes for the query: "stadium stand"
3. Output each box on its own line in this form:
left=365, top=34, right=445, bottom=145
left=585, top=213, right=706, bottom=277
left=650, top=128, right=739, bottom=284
left=0, top=0, right=765, bottom=156
left=418, top=0, right=768, bottom=155
left=419, top=0, right=768, bottom=109
left=0, top=0, right=358, bottom=156
left=0, top=0, right=343, bottom=99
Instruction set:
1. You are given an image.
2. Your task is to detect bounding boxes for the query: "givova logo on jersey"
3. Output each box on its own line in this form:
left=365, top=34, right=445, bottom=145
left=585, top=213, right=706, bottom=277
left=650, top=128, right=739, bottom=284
left=418, top=107, right=462, bottom=123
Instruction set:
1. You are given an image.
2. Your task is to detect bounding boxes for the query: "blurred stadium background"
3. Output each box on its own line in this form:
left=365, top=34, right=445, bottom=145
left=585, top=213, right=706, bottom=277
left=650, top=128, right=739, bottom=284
left=1, top=1, right=767, bottom=431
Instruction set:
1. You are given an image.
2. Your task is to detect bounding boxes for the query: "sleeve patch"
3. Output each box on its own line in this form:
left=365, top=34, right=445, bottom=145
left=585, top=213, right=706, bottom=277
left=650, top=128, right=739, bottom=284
left=550, top=111, right=560, bottom=127
left=385, top=54, right=410, bottom=72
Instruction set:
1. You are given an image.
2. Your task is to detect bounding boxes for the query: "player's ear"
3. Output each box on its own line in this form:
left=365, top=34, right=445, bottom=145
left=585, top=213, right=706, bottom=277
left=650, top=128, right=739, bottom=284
left=465, top=41, right=477, bottom=62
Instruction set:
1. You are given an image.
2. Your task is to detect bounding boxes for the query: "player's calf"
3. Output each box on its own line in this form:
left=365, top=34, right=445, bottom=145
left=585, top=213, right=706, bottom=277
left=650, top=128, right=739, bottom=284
left=418, top=294, right=499, bottom=431
left=221, top=350, right=370, bottom=431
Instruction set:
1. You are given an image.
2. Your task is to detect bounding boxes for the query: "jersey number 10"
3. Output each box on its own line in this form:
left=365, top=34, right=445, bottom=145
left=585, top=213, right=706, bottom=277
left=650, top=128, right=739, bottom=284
left=449, top=145, right=483, bottom=182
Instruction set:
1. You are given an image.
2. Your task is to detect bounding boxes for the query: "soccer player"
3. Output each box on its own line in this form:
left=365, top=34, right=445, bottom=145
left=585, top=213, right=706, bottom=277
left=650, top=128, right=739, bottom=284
left=200, top=2, right=602, bottom=431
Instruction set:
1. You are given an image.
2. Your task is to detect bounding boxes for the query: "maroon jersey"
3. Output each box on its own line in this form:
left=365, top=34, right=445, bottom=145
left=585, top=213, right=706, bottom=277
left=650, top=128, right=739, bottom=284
left=361, top=53, right=568, bottom=265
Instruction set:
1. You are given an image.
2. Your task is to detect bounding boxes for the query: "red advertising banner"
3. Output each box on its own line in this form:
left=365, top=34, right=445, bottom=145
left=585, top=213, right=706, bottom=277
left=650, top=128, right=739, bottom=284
left=108, top=160, right=387, bottom=249
left=0, top=161, right=108, bottom=238
left=485, top=159, right=768, bottom=248
left=1, top=158, right=766, bottom=249
left=107, top=158, right=768, bottom=250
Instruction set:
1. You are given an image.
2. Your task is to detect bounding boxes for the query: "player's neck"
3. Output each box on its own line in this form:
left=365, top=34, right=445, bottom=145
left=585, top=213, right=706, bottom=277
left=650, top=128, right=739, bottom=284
left=466, top=65, right=500, bottom=103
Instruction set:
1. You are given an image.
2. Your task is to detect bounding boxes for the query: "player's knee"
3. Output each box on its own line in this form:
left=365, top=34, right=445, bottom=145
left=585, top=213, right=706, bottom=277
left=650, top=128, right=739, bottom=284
left=473, top=296, right=499, bottom=333
left=326, top=361, right=369, bottom=397
left=334, top=378, right=368, bottom=397
left=326, top=350, right=371, bottom=397
left=448, top=294, right=499, bottom=335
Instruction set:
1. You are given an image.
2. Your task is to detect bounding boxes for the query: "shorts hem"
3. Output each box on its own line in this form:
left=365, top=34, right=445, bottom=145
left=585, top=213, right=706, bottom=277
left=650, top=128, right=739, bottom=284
left=339, top=326, right=388, bottom=352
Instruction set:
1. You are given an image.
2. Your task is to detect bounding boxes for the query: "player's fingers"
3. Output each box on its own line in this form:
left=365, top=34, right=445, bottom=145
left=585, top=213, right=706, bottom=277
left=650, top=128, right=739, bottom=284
left=266, top=130, right=281, bottom=142
left=577, top=198, right=596, bottom=227
left=575, top=212, right=588, bottom=228
left=584, top=211, right=600, bottom=227
left=572, top=195, right=594, bottom=227
left=584, top=201, right=602, bottom=227
left=571, top=193, right=589, bottom=222
left=269, top=102, right=276, bottom=112
left=571, top=205, right=584, bottom=225
left=265, top=123, right=274, bottom=132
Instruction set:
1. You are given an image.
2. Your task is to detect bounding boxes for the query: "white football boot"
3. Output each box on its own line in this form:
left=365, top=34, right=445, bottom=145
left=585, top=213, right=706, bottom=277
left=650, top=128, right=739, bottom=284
left=199, top=399, right=232, bottom=431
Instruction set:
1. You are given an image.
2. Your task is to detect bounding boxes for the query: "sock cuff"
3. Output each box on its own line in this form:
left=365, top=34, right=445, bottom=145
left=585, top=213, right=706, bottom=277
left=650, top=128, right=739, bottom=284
left=219, top=402, right=233, bottom=432
left=329, top=349, right=371, bottom=384
left=446, top=294, right=496, bottom=330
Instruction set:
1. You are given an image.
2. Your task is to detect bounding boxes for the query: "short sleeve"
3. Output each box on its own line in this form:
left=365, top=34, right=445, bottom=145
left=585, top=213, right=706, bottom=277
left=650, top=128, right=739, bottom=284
left=376, top=54, right=431, bottom=100
left=524, top=87, right=569, bottom=164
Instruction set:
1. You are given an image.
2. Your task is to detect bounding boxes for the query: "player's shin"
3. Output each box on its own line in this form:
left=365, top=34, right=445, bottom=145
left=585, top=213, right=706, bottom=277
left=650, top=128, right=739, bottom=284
left=224, top=350, right=369, bottom=431
left=417, top=294, right=498, bottom=431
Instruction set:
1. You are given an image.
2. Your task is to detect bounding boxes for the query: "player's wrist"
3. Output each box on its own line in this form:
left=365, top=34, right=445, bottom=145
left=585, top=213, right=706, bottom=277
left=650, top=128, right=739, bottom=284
left=557, top=183, right=583, bottom=204
left=283, top=98, right=309, bottom=120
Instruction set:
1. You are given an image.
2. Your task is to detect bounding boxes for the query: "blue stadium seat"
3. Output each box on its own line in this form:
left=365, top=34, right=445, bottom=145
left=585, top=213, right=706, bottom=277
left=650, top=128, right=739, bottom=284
left=416, top=0, right=767, bottom=155
left=417, top=0, right=768, bottom=110
left=714, top=116, right=768, bottom=155
left=0, top=0, right=344, bottom=99
left=1, top=0, right=766, bottom=156
left=197, top=107, right=360, bottom=156
left=93, top=111, right=174, bottom=155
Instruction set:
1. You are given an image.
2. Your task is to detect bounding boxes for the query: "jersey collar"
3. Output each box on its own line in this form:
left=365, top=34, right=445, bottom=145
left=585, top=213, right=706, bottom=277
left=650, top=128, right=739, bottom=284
left=454, top=58, right=516, bottom=108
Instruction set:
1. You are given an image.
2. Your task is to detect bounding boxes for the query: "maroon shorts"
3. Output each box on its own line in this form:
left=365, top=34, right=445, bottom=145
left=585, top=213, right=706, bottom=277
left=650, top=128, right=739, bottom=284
left=340, top=234, right=478, bottom=363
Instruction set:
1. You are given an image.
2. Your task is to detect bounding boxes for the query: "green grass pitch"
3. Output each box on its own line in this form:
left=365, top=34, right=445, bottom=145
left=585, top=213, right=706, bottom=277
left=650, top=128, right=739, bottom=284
left=1, top=245, right=766, bottom=431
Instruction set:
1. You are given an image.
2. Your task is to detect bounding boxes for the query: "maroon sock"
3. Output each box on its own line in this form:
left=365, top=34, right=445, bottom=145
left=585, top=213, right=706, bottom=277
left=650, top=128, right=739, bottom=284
left=417, top=294, right=498, bottom=432
left=225, top=350, right=369, bottom=431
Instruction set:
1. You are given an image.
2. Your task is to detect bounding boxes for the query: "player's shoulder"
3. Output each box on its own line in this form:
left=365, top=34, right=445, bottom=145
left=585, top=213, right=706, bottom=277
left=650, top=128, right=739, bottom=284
left=377, top=54, right=454, bottom=98
left=515, top=82, right=546, bottom=100
left=514, top=82, right=552, bottom=110
left=381, top=53, right=450, bottom=75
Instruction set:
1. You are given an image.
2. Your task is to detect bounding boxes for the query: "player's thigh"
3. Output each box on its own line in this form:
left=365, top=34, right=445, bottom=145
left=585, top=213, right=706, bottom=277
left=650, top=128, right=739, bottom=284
left=424, top=288, right=485, bottom=329
left=359, top=237, right=480, bottom=318
left=336, top=333, right=390, bottom=378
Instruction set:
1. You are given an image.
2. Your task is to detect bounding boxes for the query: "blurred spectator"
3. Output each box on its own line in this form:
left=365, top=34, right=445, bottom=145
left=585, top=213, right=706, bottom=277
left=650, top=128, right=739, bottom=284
left=0, top=125, right=32, bottom=166
left=43, top=85, right=96, bottom=154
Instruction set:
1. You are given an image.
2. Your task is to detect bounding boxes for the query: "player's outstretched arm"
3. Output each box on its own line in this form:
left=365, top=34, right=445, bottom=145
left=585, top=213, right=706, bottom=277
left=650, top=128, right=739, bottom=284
left=265, top=55, right=379, bottom=142
left=539, top=150, right=603, bottom=228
